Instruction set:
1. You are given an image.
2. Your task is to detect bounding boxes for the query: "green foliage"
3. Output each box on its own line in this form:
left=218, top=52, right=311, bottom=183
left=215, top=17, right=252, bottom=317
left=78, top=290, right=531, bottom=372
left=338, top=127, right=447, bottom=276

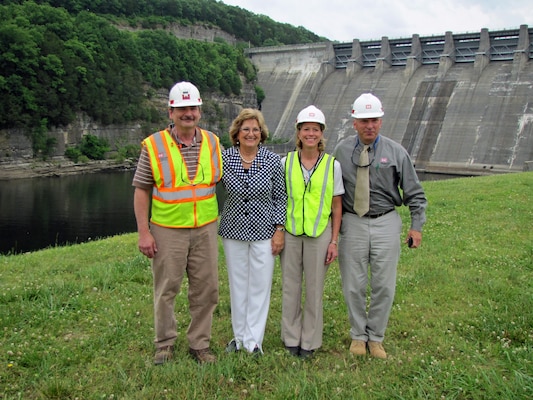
left=219, top=133, right=232, bottom=150
left=38, top=0, right=323, bottom=46
left=78, top=134, right=110, bottom=160
left=78, top=154, right=90, bottom=163
left=132, top=31, right=246, bottom=94
left=0, top=173, right=532, bottom=398
left=64, top=146, right=82, bottom=162
left=255, top=85, right=266, bottom=106
left=116, top=143, right=141, bottom=161
left=1, top=0, right=289, bottom=152
left=263, top=38, right=281, bottom=47
left=0, top=3, right=145, bottom=132
left=31, top=118, right=57, bottom=159
left=65, top=136, right=107, bottom=162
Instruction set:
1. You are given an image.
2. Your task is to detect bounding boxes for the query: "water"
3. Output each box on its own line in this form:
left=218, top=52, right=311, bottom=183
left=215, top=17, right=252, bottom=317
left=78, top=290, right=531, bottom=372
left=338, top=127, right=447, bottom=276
left=0, top=171, right=137, bottom=254
left=0, top=169, right=464, bottom=255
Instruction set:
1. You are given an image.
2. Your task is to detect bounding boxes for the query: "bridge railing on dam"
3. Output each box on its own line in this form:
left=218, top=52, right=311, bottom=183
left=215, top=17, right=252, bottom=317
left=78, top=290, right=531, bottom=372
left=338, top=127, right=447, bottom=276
left=333, top=26, right=533, bottom=68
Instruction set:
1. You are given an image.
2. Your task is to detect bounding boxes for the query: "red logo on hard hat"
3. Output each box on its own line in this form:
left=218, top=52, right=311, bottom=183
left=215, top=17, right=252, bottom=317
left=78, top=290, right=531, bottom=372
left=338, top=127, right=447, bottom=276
left=182, top=91, right=191, bottom=100
left=309, top=112, right=315, bottom=117
left=170, top=100, right=175, bottom=105
left=366, top=104, right=372, bottom=109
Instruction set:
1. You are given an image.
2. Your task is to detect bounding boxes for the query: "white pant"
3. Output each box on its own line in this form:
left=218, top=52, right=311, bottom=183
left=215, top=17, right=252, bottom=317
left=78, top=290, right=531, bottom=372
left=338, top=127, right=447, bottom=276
left=222, top=238, right=275, bottom=352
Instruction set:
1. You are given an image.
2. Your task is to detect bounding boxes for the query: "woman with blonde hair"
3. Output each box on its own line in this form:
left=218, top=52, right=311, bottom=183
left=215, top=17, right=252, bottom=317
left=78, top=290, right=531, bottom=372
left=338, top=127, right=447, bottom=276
left=280, top=105, right=344, bottom=359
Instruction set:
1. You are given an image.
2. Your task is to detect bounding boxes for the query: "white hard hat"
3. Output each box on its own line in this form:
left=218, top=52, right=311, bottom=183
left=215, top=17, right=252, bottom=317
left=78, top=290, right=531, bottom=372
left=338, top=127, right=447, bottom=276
left=296, top=105, right=326, bottom=129
left=168, top=81, right=202, bottom=107
left=351, top=93, right=384, bottom=118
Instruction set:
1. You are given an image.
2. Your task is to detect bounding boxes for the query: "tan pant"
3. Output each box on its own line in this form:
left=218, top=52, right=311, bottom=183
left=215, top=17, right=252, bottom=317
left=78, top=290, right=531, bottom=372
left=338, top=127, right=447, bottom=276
left=280, top=221, right=332, bottom=351
left=151, top=222, right=218, bottom=350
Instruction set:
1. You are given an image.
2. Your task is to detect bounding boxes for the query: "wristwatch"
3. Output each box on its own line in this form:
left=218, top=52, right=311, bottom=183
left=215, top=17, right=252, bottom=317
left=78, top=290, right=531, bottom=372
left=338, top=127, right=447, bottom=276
left=276, top=227, right=285, bottom=231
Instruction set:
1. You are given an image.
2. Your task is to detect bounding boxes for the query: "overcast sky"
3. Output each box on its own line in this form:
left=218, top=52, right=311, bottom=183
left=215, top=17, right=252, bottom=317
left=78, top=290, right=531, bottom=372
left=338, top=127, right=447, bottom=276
left=221, top=0, right=532, bottom=42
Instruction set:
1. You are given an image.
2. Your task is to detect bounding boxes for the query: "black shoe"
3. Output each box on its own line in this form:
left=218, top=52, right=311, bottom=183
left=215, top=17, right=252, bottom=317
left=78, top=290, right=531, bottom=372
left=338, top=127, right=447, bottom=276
left=225, top=339, right=239, bottom=353
left=299, top=349, right=314, bottom=359
left=252, top=345, right=262, bottom=357
left=285, top=346, right=300, bottom=356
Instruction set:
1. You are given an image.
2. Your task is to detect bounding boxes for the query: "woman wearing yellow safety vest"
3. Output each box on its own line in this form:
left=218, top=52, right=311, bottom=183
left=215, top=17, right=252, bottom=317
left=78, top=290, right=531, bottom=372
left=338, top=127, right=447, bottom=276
left=280, top=105, right=344, bottom=359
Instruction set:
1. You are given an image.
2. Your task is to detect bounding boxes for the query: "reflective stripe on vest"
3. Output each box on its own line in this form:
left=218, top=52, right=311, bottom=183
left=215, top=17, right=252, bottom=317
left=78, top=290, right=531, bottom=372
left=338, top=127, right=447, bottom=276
left=285, top=151, right=334, bottom=237
left=143, top=129, right=222, bottom=228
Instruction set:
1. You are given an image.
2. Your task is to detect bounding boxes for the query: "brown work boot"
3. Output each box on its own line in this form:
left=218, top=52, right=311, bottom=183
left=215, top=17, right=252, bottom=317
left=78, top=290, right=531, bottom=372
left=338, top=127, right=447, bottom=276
left=189, top=347, right=216, bottom=364
left=368, top=341, right=387, bottom=359
left=349, top=340, right=367, bottom=356
left=154, top=345, right=174, bottom=365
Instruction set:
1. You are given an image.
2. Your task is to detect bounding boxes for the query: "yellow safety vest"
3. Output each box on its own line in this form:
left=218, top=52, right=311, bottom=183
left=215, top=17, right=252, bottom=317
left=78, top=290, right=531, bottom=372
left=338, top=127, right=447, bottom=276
left=143, top=128, right=222, bottom=228
left=285, top=151, right=334, bottom=237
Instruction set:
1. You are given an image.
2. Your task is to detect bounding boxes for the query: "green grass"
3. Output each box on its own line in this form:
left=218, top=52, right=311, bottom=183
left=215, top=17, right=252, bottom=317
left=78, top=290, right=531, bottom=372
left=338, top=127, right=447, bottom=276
left=1, top=172, right=532, bottom=399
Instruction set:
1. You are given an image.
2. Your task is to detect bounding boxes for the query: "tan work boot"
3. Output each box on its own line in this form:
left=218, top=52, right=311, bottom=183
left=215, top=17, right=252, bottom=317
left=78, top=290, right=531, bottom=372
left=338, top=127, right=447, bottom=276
left=368, top=341, right=387, bottom=359
left=154, top=345, right=174, bottom=365
left=189, top=347, right=216, bottom=364
left=349, top=340, right=367, bottom=356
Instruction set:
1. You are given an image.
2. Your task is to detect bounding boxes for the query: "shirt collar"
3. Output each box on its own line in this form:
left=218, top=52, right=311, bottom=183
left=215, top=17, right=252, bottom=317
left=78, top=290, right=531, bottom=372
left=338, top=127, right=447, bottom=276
left=169, top=125, right=203, bottom=145
left=355, top=134, right=380, bottom=151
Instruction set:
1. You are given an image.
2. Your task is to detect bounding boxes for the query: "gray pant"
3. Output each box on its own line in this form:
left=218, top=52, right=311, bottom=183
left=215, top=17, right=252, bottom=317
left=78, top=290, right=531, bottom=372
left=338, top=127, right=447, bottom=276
left=338, top=211, right=401, bottom=342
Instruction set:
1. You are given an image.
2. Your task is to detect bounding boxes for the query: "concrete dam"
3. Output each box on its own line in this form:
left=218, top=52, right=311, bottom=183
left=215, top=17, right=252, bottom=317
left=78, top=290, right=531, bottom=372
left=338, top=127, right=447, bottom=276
left=247, top=25, right=533, bottom=175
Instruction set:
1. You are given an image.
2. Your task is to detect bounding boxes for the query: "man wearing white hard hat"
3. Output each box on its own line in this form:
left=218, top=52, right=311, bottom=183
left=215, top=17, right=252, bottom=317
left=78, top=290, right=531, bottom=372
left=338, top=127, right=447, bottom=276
left=280, top=105, right=344, bottom=359
left=132, top=81, right=223, bottom=365
left=334, top=93, right=427, bottom=359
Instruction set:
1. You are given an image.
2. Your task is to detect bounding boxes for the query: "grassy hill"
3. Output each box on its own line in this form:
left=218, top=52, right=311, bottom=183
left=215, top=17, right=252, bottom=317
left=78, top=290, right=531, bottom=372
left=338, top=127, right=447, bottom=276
left=0, top=172, right=531, bottom=399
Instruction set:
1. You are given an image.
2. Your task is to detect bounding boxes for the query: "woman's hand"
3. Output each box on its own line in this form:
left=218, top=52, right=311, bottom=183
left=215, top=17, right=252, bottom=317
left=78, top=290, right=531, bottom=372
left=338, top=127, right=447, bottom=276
left=271, top=229, right=285, bottom=256
left=325, top=241, right=338, bottom=265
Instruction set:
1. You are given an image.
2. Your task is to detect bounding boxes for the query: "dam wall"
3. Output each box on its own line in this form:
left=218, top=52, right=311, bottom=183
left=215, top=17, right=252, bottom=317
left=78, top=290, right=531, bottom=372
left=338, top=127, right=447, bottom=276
left=247, top=25, right=533, bottom=174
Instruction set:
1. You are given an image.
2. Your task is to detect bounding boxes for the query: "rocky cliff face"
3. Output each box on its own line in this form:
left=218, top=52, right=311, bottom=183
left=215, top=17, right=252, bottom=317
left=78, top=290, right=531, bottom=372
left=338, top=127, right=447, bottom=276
left=0, top=82, right=258, bottom=163
left=118, top=21, right=238, bottom=45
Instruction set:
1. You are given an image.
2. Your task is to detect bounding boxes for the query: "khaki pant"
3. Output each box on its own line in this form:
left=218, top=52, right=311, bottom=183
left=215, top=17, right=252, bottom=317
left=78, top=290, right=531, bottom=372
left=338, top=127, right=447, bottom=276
left=280, top=221, right=332, bottom=351
left=151, top=222, right=218, bottom=350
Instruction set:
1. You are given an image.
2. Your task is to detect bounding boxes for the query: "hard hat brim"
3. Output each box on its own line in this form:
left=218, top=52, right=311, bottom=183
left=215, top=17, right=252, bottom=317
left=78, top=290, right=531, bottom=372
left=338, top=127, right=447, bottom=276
left=169, top=101, right=203, bottom=107
left=352, top=111, right=384, bottom=119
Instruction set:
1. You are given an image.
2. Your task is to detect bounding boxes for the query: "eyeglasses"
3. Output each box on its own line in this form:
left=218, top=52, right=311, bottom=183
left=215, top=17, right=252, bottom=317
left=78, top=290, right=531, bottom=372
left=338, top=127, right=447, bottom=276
left=351, top=146, right=375, bottom=168
left=240, top=127, right=261, bottom=134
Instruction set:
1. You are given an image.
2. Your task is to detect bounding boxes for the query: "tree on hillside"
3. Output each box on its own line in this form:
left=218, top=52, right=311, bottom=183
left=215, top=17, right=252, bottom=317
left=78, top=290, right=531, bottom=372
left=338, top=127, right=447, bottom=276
left=22, top=0, right=324, bottom=45
left=0, top=1, right=260, bottom=156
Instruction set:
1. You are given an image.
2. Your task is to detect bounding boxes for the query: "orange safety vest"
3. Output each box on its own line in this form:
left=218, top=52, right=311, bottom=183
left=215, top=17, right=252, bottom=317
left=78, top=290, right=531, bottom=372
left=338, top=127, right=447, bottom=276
left=143, top=128, right=222, bottom=228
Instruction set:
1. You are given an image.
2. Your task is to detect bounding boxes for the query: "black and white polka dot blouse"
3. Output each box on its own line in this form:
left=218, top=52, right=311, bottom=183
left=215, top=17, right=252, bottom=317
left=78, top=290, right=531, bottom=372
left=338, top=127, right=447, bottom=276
left=218, top=146, right=287, bottom=241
